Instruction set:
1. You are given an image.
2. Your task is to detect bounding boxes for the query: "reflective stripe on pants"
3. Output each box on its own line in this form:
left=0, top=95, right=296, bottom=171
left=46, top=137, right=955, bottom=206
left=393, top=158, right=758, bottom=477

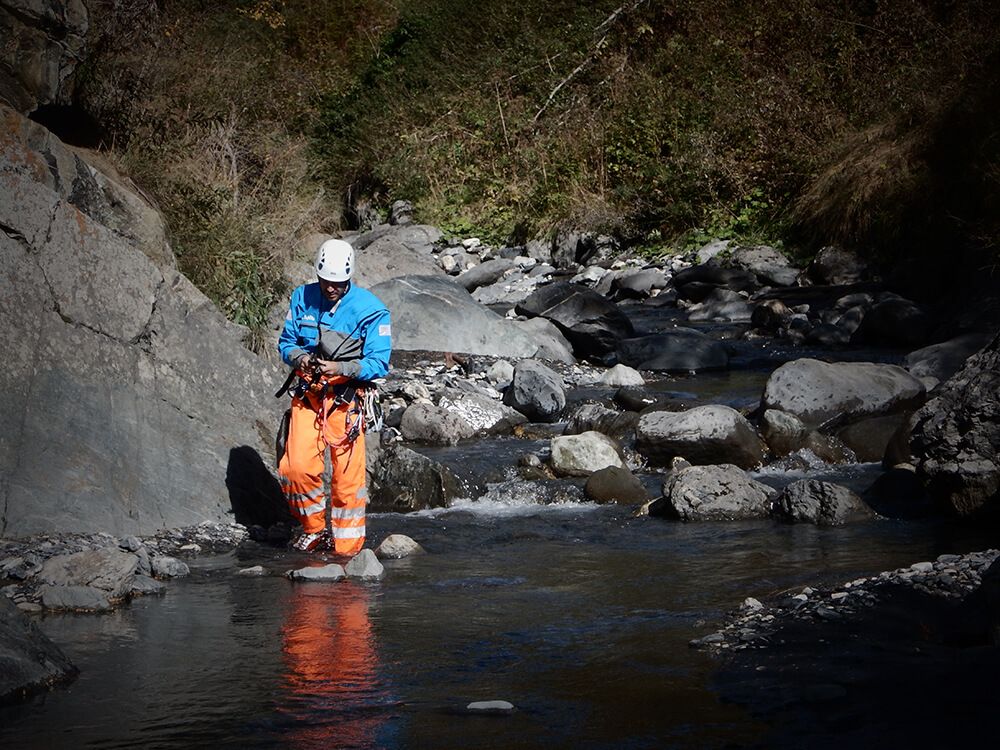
left=277, top=389, right=367, bottom=555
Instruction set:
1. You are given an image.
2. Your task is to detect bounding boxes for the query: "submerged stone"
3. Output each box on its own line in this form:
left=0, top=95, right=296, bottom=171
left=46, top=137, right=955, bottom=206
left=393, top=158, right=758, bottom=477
left=287, top=564, right=346, bottom=582
left=345, top=549, right=385, bottom=581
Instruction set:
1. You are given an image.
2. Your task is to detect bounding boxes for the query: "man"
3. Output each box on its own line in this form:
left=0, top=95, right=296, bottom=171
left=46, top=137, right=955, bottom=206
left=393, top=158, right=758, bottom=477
left=277, top=238, right=391, bottom=554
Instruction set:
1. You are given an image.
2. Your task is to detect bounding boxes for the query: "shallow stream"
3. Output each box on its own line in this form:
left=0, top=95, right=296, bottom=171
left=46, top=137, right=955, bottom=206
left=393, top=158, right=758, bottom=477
left=3, top=309, right=991, bottom=748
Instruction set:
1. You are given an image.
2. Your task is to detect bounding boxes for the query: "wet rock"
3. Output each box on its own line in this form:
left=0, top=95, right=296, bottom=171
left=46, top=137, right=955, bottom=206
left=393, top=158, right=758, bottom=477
left=774, top=480, right=875, bottom=526
left=584, top=466, right=651, bottom=505
left=652, top=464, right=776, bottom=521
left=761, top=358, right=925, bottom=429
left=549, top=431, right=624, bottom=477
left=599, top=364, right=644, bottom=387
left=151, top=556, right=190, bottom=579
left=616, top=329, right=729, bottom=373
left=237, top=565, right=266, bottom=576
left=288, top=564, right=346, bottom=582
left=37, top=548, right=138, bottom=599
left=760, top=409, right=848, bottom=462
left=129, top=575, right=167, bottom=596
left=0, top=597, right=77, bottom=703
left=38, top=584, right=111, bottom=612
left=515, top=281, right=634, bottom=358
left=502, top=359, right=566, bottom=422
left=614, top=387, right=695, bottom=414
left=636, top=405, right=766, bottom=469
left=466, top=700, right=514, bottom=714
left=400, top=401, right=476, bottom=445
left=375, top=534, right=425, bottom=559
left=345, top=549, right=385, bottom=580
left=910, top=332, right=1000, bottom=516
left=369, top=443, right=465, bottom=512
left=564, top=403, right=638, bottom=441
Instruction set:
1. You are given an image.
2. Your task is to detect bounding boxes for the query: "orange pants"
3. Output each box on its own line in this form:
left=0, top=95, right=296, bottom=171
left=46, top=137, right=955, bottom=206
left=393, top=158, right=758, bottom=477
left=278, top=385, right=367, bottom=555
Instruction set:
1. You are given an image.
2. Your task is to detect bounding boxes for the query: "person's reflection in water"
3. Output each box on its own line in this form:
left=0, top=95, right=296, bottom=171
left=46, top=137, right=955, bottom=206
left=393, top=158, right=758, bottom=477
left=280, top=581, right=385, bottom=749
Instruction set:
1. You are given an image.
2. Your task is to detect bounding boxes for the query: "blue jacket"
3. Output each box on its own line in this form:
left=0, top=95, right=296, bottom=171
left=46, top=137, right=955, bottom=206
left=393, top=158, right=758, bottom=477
left=278, top=282, right=391, bottom=381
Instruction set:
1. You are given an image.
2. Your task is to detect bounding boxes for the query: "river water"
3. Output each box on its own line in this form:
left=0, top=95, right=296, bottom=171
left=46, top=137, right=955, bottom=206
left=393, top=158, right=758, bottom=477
left=3, top=314, right=994, bottom=748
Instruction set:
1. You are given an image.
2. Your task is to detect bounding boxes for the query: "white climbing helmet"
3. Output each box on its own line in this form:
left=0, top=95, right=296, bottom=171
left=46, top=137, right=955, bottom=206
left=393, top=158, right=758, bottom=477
left=315, top=239, right=355, bottom=282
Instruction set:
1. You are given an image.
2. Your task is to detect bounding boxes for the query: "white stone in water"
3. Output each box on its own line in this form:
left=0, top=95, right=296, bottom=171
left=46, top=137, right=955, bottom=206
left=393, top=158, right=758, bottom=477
left=375, top=534, right=425, bottom=560
left=599, top=364, right=644, bottom=387
left=238, top=565, right=266, bottom=576
left=288, top=564, right=345, bottom=581
left=345, top=549, right=385, bottom=580
left=466, top=700, right=514, bottom=713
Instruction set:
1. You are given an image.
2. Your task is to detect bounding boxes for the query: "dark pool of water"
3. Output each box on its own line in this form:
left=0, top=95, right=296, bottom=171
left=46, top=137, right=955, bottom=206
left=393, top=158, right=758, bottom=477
left=2, top=505, right=995, bottom=750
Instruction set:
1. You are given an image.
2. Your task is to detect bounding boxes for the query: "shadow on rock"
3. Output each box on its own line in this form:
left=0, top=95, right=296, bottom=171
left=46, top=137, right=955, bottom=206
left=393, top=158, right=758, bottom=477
left=226, top=446, right=290, bottom=529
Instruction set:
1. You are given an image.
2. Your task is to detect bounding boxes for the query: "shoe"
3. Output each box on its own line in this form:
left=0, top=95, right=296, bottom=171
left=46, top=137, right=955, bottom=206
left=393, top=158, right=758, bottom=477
left=292, top=530, right=329, bottom=552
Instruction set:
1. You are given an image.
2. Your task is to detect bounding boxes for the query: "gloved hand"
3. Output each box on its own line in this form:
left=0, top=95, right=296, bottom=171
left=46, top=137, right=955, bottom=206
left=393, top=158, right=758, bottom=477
left=315, top=359, right=342, bottom=377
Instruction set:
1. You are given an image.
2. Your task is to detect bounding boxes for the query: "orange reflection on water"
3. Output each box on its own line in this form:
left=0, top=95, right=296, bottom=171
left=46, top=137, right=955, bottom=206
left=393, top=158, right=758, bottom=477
left=280, top=580, right=385, bottom=750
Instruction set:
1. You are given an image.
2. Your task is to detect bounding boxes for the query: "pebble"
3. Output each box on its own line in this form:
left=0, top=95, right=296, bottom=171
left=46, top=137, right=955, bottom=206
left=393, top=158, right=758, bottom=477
left=237, top=565, right=266, bottom=576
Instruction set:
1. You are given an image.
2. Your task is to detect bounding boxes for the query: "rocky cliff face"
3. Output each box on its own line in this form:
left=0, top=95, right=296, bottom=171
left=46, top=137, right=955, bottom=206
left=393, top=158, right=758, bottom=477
left=0, top=0, right=88, bottom=114
left=910, top=333, right=1000, bottom=516
left=0, top=102, right=285, bottom=537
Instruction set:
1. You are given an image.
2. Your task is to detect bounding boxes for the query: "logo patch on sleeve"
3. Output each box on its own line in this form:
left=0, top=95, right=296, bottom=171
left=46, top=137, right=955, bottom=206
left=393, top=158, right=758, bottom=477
left=378, top=324, right=391, bottom=337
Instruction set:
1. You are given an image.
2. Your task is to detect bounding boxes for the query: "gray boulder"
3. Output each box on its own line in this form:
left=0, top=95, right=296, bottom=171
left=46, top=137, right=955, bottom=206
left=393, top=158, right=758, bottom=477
left=37, top=548, right=138, bottom=600
left=904, top=332, right=994, bottom=382
left=761, top=359, right=925, bottom=429
left=636, top=405, right=766, bottom=469
left=807, top=246, right=871, bottom=285
left=599, top=364, right=644, bottom=387
left=375, top=534, right=425, bottom=559
left=288, top=564, right=346, bottom=582
left=0, top=103, right=285, bottom=537
left=564, top=402, right=638, bottom=441
left=509, top=316, right=576, bottom=364
left=612, top=268, right=670, bottom=298
left=345, top=549, right=385, bottom=580
left=584, top=466, right=651, bottom=505
left=672, top=263, right=758, bottom=300
left=836, top=413, right=910, bottom=463
left=774, top=480, right=874, bottom=525
left=400, top=402, right=476, bottom=445
left=150, top=556, right=190, bottom=579
left=686, top=288, right=753, bottom=322
left=456, top=258, right=515, bottom=291
left=502, top=360, right=566, bottom=422
left=515, top=282, right=634, bottom=358
left=549, top=431, right=624, bottom=477
left=652, top=464, right=776, bottom=521
left=371, top=275, right=549, bottom=359
left=38, top=584, right=111, bottom=612
left=617, top=329, right=729, bottom=372
left=0, top=596, right=76, bottom=702
left=910, top=332, right=1000, bottom=516
left=352, top=228, right=445, bottom=287
left=729, top=245, right=800, bottom=287
left=368, top=443, right=465, bottom=512
left=438, top=392, right=527, bottom=435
